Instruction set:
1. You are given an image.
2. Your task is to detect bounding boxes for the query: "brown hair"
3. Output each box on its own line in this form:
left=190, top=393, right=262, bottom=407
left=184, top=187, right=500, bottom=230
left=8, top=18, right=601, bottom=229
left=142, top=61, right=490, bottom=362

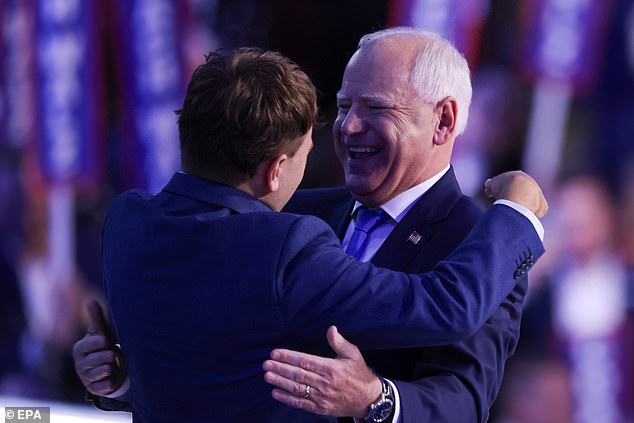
left=176, top=47, right=320, bottom=184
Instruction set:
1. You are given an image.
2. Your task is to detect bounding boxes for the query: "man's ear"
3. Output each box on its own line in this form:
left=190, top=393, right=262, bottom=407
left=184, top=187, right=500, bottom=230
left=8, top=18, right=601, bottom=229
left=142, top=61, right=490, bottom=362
left=264, top=154, right=288, bottom=192
left=433, top=97, right=458, bottom=145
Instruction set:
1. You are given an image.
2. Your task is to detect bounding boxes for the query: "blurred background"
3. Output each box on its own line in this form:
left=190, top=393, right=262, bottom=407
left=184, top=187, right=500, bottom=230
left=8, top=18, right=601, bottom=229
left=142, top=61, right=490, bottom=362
left=0, top=0, right=633, bottom=422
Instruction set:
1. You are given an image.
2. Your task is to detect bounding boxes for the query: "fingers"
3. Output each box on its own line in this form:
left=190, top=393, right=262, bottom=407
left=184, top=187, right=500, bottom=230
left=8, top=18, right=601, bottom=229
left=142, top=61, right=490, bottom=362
left=484, top=178, right=493, bottom=198
left=271, top=388, right=319, bottom=414
left=88, top=378, right=118, bottom=396
left=73, top=334, right=112, bottom=359
left=264, top=370, right=315, bottom=398
left=537, top=194, right=549, bottom=218
left=483, top=172, right=517, bottom=200
left=76, top=349, right=117, bottom=373
left=85, top=299, right=108, bottom=336
left=483, top=171, right=549, bottom=218
left=264, top=358, right=326, bottom=415
left=73, top=331, right=124, bottom=395
left=269, top=348, right=333, bottom=375
left=83, top=363, right=116, bottom=384
left=264, top=340, right=378, bottom=418
left=326, top=326, right=361, bottom=360
left=263, top=359, right=324, bottom=393
left=264, top=363, right=335, bottom=416
left=263, top=347, right=340, bottom=416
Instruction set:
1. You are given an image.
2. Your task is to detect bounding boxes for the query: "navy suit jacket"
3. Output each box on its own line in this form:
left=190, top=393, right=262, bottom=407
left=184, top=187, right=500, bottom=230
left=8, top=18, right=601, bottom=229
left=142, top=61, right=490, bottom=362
left=285, top=168, right=529, bottom=422
left=103, top=172, right=542, bottom=423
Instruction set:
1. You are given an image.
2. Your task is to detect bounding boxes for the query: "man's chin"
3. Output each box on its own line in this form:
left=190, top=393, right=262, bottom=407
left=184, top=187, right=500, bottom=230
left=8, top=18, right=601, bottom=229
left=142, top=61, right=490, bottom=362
left=345, top=177, right=373, bottom=196
left=346, top=180, right=385, bottom=207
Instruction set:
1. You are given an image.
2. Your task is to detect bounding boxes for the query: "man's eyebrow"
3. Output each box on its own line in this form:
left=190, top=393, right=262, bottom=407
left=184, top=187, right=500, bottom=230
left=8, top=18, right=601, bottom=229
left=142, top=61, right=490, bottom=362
left=360, top=94, right=392, bottom=104
left=336, top=93, right=392, bottom=104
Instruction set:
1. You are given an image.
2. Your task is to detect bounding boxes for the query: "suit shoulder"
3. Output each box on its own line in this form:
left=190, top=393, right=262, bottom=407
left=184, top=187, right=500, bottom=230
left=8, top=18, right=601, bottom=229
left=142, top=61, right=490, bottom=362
left=293, top=186, right=350, bottom=199
left=105, top=189, right=154, bottom=218
left=448, top=196, right=484, bottom=227
left=227, top=211, right=337, bottom=243
left=276, top=212, right=336, bottom=236
left=284, top=187, right=351, bottom=214
left=430, top=196, right=484, bottom=248
left=258, top=213, right=343, bottom=268
left=109, top=189, right=154, bottom=207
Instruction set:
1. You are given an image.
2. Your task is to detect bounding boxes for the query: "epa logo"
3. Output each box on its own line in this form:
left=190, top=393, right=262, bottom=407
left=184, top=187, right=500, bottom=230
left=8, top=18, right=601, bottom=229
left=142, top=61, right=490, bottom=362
left=4, top=407, right=50, bottom=423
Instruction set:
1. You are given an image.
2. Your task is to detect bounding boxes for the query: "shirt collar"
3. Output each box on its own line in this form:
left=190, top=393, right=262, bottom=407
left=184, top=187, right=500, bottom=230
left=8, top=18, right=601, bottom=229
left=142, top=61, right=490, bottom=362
left=351, top=165, right=450, bottom=223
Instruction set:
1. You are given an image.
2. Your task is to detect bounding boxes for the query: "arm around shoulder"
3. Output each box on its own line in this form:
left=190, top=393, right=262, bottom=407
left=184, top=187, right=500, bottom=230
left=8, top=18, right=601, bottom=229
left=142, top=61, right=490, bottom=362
left=276, top=206, right=544, bottom=349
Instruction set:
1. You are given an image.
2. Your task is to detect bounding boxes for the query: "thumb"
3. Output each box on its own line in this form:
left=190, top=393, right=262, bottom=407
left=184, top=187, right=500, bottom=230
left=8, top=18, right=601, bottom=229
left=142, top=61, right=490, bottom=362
left=484, top=177, right=496, bottom=199
left=85, top=299, right=108, bottom=336
left=327, top=326, right=361, bottom=360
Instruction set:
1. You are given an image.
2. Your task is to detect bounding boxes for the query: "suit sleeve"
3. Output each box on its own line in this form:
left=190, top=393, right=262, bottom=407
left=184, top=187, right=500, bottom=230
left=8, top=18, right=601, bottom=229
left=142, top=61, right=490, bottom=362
left=392, top=275, right=528, bottom=423
left=276, top=204, right=544, bottom=350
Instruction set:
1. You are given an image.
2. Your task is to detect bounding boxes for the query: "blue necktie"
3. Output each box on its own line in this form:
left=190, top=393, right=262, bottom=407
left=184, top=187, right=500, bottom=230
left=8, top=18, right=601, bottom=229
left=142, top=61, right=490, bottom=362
left=345, top=207, right=388, bottom=261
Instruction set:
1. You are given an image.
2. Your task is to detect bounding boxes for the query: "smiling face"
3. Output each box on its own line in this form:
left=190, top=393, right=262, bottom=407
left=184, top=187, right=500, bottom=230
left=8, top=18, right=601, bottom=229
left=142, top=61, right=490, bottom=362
left=333, top=37, right=453, bottom=207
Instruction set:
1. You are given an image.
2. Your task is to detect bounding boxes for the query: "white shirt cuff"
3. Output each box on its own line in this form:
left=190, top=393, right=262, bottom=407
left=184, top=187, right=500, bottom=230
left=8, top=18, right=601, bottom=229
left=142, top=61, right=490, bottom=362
left=385, top=378, right=401, bottom=423
left=493, top=200, right=544, bottom=242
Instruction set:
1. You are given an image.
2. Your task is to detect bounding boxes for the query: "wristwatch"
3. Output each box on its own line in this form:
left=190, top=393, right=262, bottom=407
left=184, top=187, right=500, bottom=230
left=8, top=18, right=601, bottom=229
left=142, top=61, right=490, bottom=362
left=365, top=377, right=395, bottom=422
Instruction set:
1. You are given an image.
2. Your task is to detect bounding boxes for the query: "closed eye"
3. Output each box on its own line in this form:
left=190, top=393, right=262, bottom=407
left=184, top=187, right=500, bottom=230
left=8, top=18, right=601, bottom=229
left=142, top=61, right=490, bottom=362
left=368, top=105, right=391, bottom=112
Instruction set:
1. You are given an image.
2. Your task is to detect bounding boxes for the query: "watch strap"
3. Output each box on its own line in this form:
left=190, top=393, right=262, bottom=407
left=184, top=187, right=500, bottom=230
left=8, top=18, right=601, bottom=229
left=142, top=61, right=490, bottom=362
left=365, top=377, right=395, bottom=422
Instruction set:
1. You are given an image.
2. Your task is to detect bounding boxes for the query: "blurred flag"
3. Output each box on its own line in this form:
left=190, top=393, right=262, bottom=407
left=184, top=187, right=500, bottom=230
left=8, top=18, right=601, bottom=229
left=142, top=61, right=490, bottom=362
left=112, top=0, right=187, bottom=193
left=518, top=0, right=613, bottom=94
left=35, top=0, right=105, bottom=190
left=388, top=0, right=488, bottom=64
left=520, top=0, right=614, bottom=193
left=0, top=2, right=5, bottom=146
left=4, top=0, right=40, bottom=192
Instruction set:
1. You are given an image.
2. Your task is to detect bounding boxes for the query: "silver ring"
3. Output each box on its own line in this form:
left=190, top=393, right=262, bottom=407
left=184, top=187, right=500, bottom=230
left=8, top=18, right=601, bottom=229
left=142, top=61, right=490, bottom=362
left=304, top=384, right=311, bottom=399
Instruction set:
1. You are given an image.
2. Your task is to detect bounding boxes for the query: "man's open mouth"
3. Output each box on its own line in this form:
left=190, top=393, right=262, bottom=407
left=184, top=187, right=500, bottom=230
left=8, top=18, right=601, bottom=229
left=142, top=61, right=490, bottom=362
left=348, top=146, right=380, bottom=159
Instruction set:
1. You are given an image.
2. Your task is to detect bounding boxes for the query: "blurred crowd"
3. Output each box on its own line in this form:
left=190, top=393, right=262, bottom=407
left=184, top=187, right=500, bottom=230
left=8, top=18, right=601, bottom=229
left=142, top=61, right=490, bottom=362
left=493, top=174, right=634, bottom=423
left=1, top=0, right=633, bottom=422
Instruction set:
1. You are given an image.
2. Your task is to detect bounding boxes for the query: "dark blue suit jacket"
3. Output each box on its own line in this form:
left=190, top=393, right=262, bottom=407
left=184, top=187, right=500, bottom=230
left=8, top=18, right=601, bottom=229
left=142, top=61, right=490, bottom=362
left=103, top=172, right=542, bottom=423
left=285, top=168, right=529, bottom=422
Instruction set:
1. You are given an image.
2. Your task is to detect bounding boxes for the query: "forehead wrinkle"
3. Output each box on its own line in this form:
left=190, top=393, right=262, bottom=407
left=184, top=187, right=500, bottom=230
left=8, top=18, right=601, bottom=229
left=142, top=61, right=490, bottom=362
left=339, top=56, right=412, bottom=106
left=338, top=82, right=407, bottom=100
left=360, top=94, right=393, bottom=104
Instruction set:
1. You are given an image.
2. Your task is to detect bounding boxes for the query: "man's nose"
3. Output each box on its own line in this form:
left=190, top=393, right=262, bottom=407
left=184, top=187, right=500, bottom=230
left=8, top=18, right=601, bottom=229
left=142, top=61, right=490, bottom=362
left=340, top=109, right=366, bottom=135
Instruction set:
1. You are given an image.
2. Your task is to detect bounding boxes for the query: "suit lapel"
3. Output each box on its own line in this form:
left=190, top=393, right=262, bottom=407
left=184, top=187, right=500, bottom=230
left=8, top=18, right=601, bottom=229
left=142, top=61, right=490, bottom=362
left=326, top=196, right=355, bottom=240
left=371, top=168, right=464, bottom=270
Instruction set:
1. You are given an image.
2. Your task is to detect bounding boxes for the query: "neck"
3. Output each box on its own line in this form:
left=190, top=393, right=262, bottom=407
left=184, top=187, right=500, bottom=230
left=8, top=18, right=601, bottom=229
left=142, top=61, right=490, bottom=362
left=183, top=166, right=280, bottom=210
left=234, top=171, right=281, bottom=211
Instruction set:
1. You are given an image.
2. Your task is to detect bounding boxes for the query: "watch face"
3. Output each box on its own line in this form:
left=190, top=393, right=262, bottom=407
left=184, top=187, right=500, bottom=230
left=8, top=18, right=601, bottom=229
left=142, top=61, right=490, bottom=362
left=371, top=398, right=394, bottom=422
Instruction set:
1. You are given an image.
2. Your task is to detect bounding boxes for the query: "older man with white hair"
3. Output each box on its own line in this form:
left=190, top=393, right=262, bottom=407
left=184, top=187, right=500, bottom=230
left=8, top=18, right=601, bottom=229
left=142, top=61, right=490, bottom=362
left=264, top=27, right=538, bottom=423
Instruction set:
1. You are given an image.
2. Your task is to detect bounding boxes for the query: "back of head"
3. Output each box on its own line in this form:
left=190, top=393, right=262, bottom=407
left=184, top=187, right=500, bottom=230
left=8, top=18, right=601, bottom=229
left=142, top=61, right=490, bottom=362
left=177, top=47, right=319, bottom=184
left=359, top=27, right=472, bottom=135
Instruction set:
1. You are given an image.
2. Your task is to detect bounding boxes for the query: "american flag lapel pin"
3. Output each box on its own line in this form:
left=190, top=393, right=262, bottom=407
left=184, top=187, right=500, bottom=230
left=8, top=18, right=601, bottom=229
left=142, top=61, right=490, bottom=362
left=407, top=231, right=422, bottom=245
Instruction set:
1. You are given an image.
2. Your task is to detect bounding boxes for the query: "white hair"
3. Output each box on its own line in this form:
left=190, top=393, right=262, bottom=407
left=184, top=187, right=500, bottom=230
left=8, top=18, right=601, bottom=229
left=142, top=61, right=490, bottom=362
left=358, top=27, right=472, bottom=135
